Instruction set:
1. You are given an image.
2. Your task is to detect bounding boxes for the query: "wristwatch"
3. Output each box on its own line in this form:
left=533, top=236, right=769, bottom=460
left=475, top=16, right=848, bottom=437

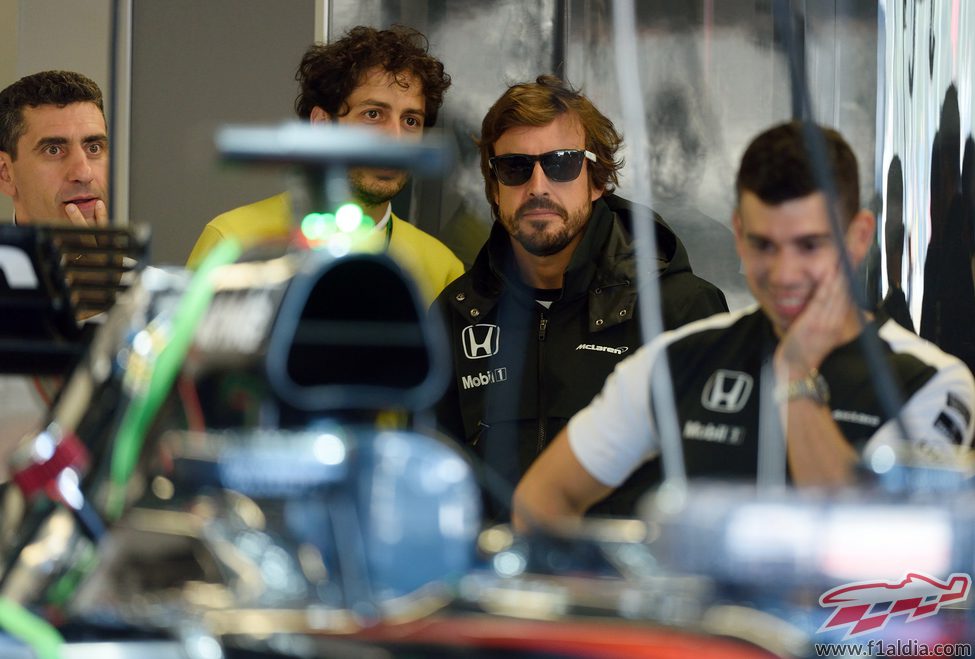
left=780, top=369, right=830, bottom=405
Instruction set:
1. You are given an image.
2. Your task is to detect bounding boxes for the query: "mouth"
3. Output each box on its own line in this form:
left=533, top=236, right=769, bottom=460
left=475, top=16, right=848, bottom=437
left=64, top=197, right=99, bottom=208
left=521, top=209, right=562, bottom=220
left=64, top=197, right=99, bottom=215
left=517, top=203, right=566, bottom=223
left=366, top=168, right=405, bottom=180
left=771, top=294, right=808, bottom=320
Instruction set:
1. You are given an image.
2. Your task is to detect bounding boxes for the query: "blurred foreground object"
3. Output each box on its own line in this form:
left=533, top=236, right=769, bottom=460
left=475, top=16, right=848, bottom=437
left=0, top=223, right=149, bottom=374
left=1, top=242, right=485, bottom=656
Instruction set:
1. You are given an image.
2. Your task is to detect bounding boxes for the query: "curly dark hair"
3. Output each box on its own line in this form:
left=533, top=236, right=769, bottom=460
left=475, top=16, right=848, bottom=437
left=477, top=75, right=624, bottom=218
left=295, top=25, right=450, bottom=127
left=735, top=121, right=860, bottom=227
left=0, top=70, right=103, bottom=157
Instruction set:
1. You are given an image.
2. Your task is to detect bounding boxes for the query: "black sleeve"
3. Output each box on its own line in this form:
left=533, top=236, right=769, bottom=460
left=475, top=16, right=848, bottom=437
left=428, top=296, right=467, bottom=444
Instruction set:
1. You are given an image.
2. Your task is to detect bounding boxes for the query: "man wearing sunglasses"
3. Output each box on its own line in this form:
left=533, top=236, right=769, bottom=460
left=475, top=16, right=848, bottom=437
left=433, top=75, right=728, bottom=519
left=187, top=26, right=463, bottom=306
left=512, top=122, right=975, bottom=531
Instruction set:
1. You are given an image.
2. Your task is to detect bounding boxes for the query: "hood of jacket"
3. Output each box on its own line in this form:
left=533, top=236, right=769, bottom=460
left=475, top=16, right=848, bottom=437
left=602, top=193, right=694, bottom=277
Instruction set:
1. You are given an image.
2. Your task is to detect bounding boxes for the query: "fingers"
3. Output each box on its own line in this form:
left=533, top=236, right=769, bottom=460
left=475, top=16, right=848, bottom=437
left=809, top=264, right=841, bottom=323
left=786, top=262, right=863, bottom=372
left=813, top=266, right=849, bottom=343
left=64, top=200, right=109, bottom=227
left=94, top=199, right=109, bottom=227
left=64, top=201, right=109, bottom=258
left=777, top=264, right=848, bottom=373
left=817, top=262, right=856, bottom=327
left=64, top=203, right=89, bottom=227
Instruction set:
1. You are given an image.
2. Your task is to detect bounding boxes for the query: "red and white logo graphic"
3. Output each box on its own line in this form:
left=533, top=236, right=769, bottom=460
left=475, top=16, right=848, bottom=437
left=818, top=572, right=971, bottom=639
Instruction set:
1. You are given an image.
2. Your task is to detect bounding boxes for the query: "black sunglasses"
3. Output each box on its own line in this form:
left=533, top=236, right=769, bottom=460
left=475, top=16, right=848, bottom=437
left=489, top=149, right=597, bottom=186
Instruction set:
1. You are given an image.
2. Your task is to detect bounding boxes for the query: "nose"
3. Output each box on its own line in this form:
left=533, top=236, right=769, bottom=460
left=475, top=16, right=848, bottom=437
left=66, top=147, right=93, bottom=183
left=767, top=250, right=800, bottom=287
left=525, top=160, right=550, bottom=196
left=379, top=120, right=402, bottom=139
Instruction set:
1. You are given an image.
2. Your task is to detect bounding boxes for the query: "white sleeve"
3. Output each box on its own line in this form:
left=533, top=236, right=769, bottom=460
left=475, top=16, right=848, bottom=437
left=566, top=340, right=663, bottom=487
left=864, top=358, right=975, bottom=460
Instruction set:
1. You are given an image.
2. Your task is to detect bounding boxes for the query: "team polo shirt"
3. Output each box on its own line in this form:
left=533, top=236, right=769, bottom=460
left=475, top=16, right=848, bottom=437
left=569, top=306, right=975, bottom=486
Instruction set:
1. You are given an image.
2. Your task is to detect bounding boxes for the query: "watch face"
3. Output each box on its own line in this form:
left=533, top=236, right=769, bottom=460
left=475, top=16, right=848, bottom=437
left=785, top=371, right=830, bottom=405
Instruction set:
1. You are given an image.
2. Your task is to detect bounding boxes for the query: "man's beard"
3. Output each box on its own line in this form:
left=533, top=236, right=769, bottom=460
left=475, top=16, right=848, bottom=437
left=500, top=196, right=591, bottom=257
left=349, top=167, right=409, bottom=207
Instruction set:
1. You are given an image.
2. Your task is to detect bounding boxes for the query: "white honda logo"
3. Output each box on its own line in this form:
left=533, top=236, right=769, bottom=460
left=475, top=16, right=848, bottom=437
left=701, top=369, right=753, bottom=413
left=462, top=324, right=500, bottom=360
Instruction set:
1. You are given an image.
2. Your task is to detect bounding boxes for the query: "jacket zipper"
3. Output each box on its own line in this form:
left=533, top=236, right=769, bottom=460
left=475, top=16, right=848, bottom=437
left=536, top=313, right=548, bottom=455
left=471, top=420, right=490, bottom=448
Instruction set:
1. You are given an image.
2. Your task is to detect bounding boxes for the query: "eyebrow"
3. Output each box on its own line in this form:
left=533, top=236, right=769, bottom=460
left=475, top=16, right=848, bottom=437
left=33, top=137, right=67, bottom=151
left=745, top=231, right=833, bottom=245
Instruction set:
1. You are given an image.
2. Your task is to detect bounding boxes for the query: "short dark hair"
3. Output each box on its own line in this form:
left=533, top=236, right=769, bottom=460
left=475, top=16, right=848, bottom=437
left=0, top=70, right=104, bottom=157
left=735, top=121, right=860, bottom=226
left=294, top=25, right=451, bottom=127
left=478, top=75, right=623, bottom=218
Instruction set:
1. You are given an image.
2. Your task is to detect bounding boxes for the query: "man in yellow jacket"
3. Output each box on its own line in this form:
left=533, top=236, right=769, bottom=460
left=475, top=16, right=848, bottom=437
left=187, top=26, right=463, bottom=305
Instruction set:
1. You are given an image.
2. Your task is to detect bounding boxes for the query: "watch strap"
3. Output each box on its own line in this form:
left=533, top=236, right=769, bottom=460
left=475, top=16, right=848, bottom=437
left=777, top=368, right=830, bottom=405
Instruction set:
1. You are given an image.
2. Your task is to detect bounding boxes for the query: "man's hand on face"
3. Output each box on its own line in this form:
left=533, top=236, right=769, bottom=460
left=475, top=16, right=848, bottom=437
left=774, top=263, right=854, bottom=378
left=63, top=199, right=110, bottom=283
left=64, top=199, right=108, bottom=227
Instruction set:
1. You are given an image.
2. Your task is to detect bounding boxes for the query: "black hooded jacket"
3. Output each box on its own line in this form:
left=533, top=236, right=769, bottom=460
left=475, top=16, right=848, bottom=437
left=433, top=194, right=728, bottom=518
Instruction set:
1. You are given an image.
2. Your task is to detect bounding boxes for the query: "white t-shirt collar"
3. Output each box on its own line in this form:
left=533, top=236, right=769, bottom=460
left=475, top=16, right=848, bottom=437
left=372, top=203, right=392, bottom=233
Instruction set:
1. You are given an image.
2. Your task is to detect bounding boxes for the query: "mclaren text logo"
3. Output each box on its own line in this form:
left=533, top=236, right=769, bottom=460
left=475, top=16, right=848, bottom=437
left=462, top=368, right=508, bottom=390
left=701, top=369, right=753, bottom=413
left=575, top=343, right=629, bottom=355
left=462, top=324, right=500, bottom=359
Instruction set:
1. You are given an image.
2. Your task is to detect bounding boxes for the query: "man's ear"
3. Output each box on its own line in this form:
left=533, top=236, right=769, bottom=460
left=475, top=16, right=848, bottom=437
left=731, top=210, right=746, bottom=258
left=0, top=151, right=17, bottom=198
left=310, top=106, right=331, bottom=124
left=845, top=209, right=877, bottom=266
left=732, top=209, right=743, bottom=236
